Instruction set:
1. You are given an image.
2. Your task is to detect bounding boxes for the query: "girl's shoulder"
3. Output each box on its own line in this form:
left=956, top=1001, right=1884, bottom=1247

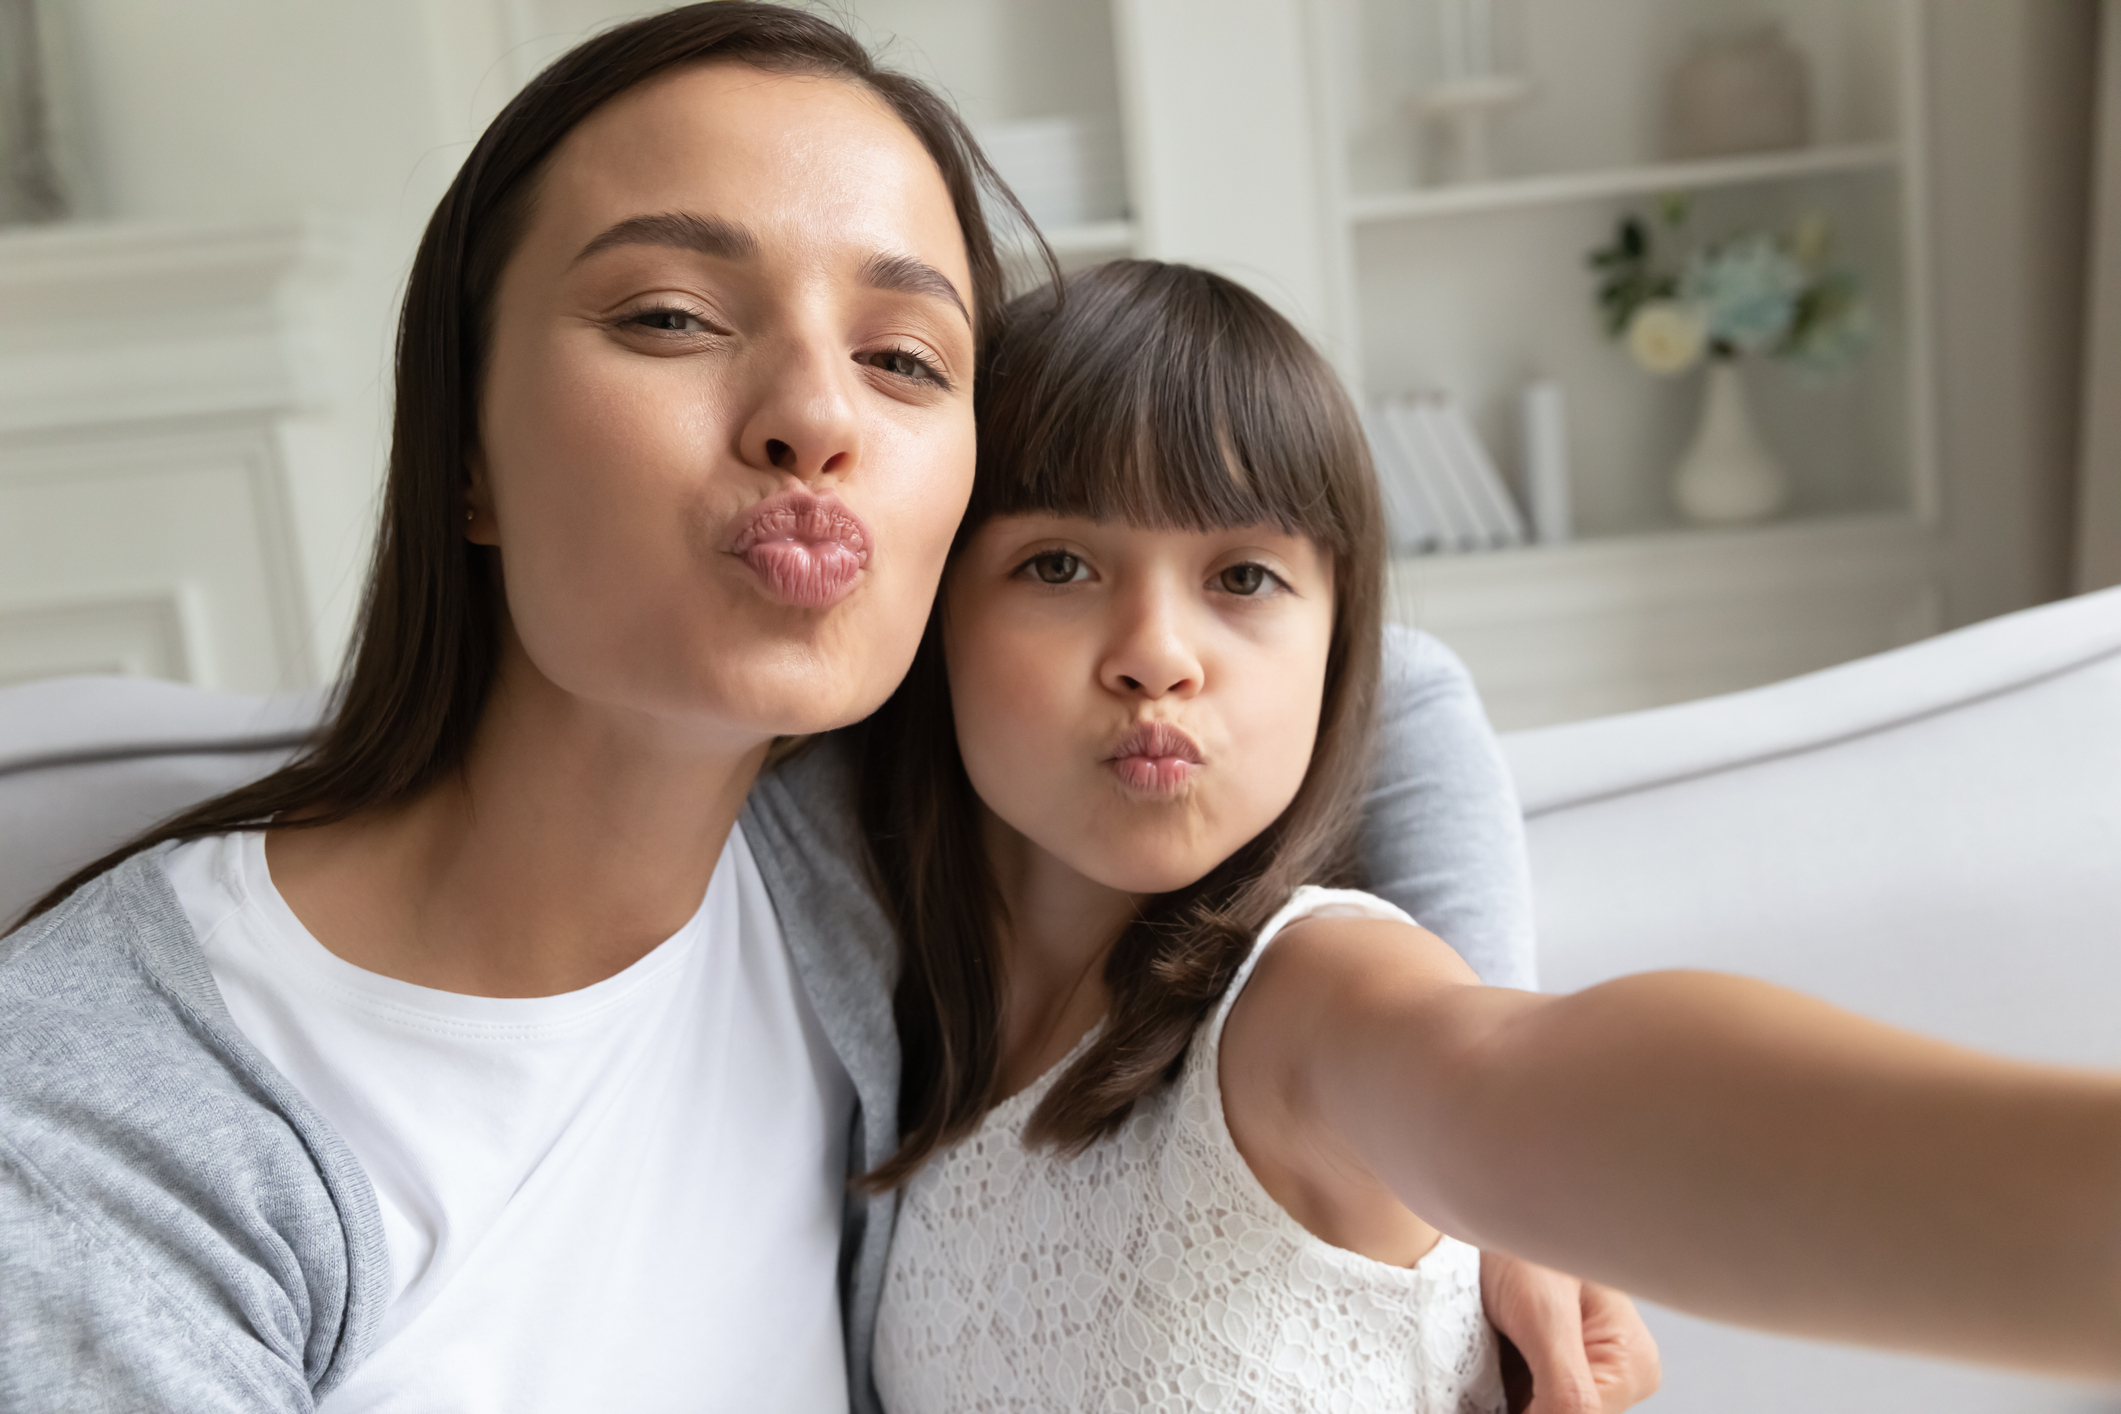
left=1216, top=884, right=1482, bottom=1074
left=1241, top=884, right=1472, bottom=1006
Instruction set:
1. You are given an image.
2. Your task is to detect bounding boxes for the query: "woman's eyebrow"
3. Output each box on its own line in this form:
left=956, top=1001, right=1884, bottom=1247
left=861, top=251, right=970, bottom=327
left=572, top=211, right=757, bottom=265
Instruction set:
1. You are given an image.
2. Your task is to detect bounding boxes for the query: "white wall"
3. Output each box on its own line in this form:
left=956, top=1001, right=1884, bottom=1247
left=1925, top=0, right=2098, bottom=627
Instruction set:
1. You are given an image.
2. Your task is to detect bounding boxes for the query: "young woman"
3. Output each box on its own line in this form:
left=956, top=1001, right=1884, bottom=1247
left=0, top=7, right=1653, bottom=1413
left=861, top=260, right=2121, bottom=1412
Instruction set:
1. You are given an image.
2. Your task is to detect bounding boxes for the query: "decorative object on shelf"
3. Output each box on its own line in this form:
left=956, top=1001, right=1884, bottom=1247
left=1667, top=23, right=1811, bottom=160
left=1517, top=379, right=1572, bottom=545
left=1367, top=393, right=1527, bottom=554
left=972, top=115, right=1126, bottom=231
left=1590, top=200, right=1872, bottom=525
left=1408, top=0, right=1533, bottom=184
left=1671, top=361, right=1786, bottom=525
left=0, top=0, right=72, bottom=225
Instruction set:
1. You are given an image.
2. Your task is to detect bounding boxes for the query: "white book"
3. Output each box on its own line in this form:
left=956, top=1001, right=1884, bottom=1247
left=1362, top=408, right=1440, bottom=554
left=1380, top=399, right=1466, bottom=552
left=1519, top=379, right=1572, bottom=545
left=1430, top=396, right=1528, bottom=547
left=1387, top=397, right=1486, bottom=552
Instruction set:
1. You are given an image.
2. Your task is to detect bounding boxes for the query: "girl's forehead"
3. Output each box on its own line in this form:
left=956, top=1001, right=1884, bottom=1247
left=975, top=512, right=1314, bottom=543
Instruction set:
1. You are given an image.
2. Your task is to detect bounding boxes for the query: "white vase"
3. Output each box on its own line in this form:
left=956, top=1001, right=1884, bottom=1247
left=1673, top=360, right=1788, bottom=525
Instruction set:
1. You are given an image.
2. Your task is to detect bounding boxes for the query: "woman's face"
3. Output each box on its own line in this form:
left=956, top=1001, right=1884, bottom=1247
left=474, top=62, right=977, bottom=745
left=943, top=514, right=1336, bottom=897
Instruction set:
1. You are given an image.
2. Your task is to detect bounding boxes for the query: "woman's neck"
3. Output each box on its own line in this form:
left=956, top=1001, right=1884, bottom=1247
left=982, top=807, right=1142, bottom=1095
left=267, top=635, right=773, bottom=998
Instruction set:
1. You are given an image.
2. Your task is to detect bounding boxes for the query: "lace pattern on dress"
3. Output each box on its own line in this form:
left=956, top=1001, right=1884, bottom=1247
left=875, top=886, right=1506, bottom=1413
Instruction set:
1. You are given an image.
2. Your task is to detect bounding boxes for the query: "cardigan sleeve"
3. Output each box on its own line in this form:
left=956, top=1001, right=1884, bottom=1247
left=1360, top=625, right=1539, bottom=989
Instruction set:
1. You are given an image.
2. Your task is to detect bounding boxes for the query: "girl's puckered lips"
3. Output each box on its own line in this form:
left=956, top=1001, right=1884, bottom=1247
left=726, top=490, right=872, bottom=609
left=1105, top=721, right=1203, bottom=798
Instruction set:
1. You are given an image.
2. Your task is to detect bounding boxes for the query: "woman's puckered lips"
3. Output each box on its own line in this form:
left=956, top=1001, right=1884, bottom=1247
left=726, top=490, right=872, bottom=609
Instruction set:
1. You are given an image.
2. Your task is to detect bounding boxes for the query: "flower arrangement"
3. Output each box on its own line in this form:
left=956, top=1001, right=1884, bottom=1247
left=1589, top=198, right=1871, bottom=377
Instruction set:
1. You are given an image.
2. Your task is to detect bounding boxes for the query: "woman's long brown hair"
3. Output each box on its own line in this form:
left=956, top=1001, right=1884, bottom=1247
left=19, top=3, right=1049, bottom=928
left=860, top=261, right=1387, bottom=1186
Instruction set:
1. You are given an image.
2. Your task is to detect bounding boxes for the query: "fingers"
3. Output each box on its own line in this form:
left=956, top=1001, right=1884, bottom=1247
left=1481, top=1252, right=1602, bottom=1414
left=1579, top=1281, right=1663, bottom=1409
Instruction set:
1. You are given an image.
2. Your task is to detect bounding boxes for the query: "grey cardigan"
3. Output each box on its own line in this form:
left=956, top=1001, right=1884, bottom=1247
left=0, top=627, right=1531, bottom=1412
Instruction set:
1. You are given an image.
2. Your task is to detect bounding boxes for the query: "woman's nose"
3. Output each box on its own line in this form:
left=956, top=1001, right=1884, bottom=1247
left=738, top=339, right=861, bottom=484
left=1099, top=589, right=1204, bottom=700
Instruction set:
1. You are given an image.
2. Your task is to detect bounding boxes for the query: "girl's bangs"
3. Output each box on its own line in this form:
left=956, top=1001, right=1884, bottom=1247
left=968, top=261, right=1369, bottom=556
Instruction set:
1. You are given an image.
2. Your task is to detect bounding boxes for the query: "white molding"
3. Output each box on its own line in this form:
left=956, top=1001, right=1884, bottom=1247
left=0, top=417, right=313, bottom=691
left=0, top=586, right=199, bottom=687
left=0, top=217, right=351, bottom=435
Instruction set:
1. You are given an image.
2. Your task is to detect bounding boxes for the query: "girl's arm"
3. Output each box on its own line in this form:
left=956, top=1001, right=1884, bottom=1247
left=1225, top=916, right=2121, bottom=1380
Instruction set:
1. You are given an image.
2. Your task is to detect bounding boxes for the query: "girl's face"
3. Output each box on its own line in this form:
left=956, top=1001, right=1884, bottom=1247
left=944, top=514, right=1336, bottom=897
left=474, top=62, right=978, bottom=746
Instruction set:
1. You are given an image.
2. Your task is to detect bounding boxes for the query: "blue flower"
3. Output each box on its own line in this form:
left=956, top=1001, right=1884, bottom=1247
left=1679, top=234, right=1809, bottom=356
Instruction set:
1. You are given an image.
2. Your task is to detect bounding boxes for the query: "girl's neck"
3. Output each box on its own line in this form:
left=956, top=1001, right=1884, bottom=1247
left=983, top=806, right=1142, bottom=1095
left=268, top=631, right=772, bottom=998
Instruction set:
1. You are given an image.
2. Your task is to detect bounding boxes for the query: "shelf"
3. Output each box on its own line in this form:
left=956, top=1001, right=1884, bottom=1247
left=1346, top=142, right=1901, bottom=225
left=1387, top=512, right=1938, bottom=730
left=1392, top=509, right=1922, bottom=569
left=1038, top=219, right=1136, bottom=256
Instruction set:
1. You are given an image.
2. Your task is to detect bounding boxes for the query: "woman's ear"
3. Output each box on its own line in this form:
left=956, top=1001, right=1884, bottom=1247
left=464, top=446, right=498, bottom=545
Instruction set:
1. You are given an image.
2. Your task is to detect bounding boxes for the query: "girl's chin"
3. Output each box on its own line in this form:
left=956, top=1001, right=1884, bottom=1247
left=1072, top=850, right=1223, bottom=900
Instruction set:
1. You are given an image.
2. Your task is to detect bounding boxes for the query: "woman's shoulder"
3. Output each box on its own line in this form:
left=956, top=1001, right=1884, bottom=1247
left=1, top=846, right=386, bottom=1400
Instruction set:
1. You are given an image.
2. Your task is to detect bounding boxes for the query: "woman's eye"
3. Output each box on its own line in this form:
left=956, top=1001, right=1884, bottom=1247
left=625, top=307, right=709, bottom=335
left=1218, top=563, right=1272, bottom=596
left=863, top=347, right=944, bottom=384
left=1028, top=552, right=1084, bottom=585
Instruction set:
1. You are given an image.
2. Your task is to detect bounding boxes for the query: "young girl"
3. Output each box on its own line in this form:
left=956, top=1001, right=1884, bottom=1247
left=861, top=260, right=2121, bottom=1411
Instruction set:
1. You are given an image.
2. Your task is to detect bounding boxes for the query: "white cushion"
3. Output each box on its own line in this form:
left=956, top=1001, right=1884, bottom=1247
left=0, top=675, right=322, bottom=926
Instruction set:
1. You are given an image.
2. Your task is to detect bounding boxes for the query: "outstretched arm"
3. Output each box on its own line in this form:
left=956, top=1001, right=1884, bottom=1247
left=1238, top=917, right=2121, bottom=1380
left=1362, top=627, right=1654, bottom=1410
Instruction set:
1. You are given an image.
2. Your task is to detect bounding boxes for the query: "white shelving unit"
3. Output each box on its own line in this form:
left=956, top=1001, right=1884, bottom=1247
left=1304, top=0, right=1941, bottom=728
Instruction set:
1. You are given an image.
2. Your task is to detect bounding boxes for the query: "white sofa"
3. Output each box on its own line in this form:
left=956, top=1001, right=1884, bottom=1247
left=5, top=586, right=2120, bottom=1411
left=1503, top=583, right=2121, bottom=1412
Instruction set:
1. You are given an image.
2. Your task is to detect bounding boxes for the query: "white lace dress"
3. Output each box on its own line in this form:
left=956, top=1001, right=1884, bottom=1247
left=874, top=886, right=1506, bottom=1414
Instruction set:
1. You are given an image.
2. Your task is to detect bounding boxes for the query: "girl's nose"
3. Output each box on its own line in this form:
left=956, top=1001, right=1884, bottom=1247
left=1098, top=589, right=1203, bottom=700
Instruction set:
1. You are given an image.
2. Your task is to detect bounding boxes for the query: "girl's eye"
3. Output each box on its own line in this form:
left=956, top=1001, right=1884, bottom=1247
left=862, top=346, right=946, bottom=385
left=1027, top=551, right=1085, bottom=585
left=625, top=306, right=711, bottom=335
left=1217, top=563, right=1273, bottom=596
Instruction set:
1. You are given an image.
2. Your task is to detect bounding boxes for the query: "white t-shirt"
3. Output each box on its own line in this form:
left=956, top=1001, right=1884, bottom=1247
left=165, top=828, right=855, bottom=1414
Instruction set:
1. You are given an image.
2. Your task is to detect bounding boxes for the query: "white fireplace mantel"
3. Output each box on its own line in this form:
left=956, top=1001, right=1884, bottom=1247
left=0, top=217, right=364, bottom=693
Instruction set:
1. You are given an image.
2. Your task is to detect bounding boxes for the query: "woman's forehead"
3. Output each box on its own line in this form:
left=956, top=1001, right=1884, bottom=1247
left=523, top=62, right=969, bottom=294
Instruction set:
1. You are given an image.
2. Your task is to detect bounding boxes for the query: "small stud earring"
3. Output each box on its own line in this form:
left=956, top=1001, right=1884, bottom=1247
left=466, top=508, right=475, bottom=524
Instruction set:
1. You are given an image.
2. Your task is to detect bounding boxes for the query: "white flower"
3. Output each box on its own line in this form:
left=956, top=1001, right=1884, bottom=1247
left=1626, top=300, right=1708, bottom=375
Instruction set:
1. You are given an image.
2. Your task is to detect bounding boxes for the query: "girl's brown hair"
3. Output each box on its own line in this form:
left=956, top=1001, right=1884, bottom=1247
left=861, top=260, right=1387, bottom=1186
left=21, top=2, right=1047, bottom=926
